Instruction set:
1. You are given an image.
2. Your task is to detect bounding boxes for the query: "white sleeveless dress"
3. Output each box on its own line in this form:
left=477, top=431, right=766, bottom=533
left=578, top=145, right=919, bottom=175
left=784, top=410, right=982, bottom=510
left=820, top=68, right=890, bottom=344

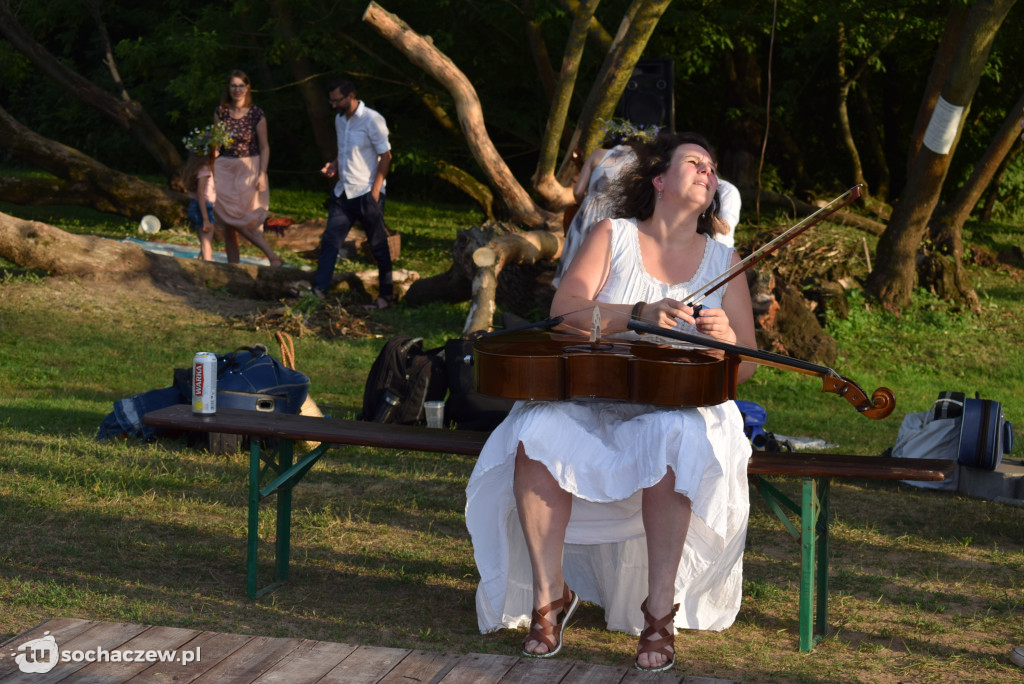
left=466, top=218, right=752, bottom=636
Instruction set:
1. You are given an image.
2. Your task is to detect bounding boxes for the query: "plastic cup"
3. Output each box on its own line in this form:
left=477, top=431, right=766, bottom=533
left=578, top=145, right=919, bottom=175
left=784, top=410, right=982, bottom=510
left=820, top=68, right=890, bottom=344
left=139, top=214, right=161, bottom=234
left=424, top=400, right=445, bottom=429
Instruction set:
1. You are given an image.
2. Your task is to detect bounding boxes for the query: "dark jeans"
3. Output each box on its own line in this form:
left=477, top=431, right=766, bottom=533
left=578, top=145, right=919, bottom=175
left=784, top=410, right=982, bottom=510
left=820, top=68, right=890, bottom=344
left=314, top=190, right=393, bottom=299
left=187, top=199, right=215, bottom=229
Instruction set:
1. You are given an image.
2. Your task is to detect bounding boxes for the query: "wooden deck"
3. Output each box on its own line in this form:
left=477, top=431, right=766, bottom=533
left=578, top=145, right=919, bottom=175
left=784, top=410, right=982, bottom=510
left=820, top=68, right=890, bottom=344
left=1, top=618, right=752, bottom=683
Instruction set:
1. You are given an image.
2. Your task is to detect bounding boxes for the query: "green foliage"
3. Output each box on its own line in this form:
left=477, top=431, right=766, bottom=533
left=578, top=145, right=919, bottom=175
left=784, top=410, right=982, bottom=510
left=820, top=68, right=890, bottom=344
left=2, top=0, right=1024, bottom=217
left=985, top=154, right=1024, bottom=225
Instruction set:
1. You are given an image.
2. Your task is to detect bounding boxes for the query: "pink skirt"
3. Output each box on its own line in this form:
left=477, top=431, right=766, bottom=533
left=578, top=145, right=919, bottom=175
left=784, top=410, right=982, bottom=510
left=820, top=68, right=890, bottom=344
left=213, top=156, right=268, bottom=231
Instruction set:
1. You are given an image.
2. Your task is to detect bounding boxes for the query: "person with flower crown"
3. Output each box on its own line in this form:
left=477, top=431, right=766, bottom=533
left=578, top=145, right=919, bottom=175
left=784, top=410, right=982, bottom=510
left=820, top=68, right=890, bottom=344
left=182, top=122, right=233, bottom=261
left=553, top=119, right=657, bottom=287
left=212, top=70, right=283, bottom=267
left=556, top=119, right=743, bottom=284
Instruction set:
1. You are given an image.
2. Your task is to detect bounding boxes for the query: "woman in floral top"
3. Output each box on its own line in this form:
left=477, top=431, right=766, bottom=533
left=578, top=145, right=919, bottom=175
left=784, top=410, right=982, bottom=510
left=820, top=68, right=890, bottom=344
left=212, top=70, right=282, bottom=266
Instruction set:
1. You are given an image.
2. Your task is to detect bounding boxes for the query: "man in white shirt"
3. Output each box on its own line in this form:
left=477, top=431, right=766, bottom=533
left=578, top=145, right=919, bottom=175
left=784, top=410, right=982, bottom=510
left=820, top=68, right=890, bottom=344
left=712, top=178, right=741, bottom=248
left=314, top=78, right=394, bottom=309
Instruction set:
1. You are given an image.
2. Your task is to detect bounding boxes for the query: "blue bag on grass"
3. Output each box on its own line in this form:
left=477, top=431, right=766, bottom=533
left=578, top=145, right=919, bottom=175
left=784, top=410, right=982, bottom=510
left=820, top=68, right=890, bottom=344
left=214, top=344, right=310, bottom=414
left=97, top=344, right=310, bottom=440
left=735, top=399, right=768, bottom=447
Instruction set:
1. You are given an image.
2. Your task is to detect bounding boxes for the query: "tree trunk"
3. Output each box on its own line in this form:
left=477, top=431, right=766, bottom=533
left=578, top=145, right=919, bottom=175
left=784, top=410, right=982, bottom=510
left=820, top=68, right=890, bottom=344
left=0, top=0, right=183, bottom=178
left=404, top=224, right=501, bottom=308
left=560, top=0, right=614, bottom=51
left=865, top=0, right=1017, bottom=312
left=433, top=160, right=496, bottom=220
left=718, top=49, right=768, bottom=192
left=980, top=143, right=1022, bottom=221
left=854, top=76, right=891, bottom=205
left=85, top=0, right=130, bottom=103
left=267, top=0, right=337, bottom=163
left=521, top=0, right=558, bottom=104
left=933, top=90, right=1024, bottom=235
left=0, top=175, right=159, bottom=217
left=465, top=229, right=563, bottom=333
left=532, top=0, right=600, bottom=209
left=402, top=221, right=562, bottom=333
left=836, top=18, right=901, bottom=216
left=922, top=91, right=1024, bottom=313
left=836, top=24, right=869, bottom=196
left=0, top=104, right=185, bottom=226
left=362, top=1, right=557, bottom=230
left=905, top=3, right=971, bottom=174
left=556, top=0, right=673, bottom=181
left=0, top=212, right=419, bottom=302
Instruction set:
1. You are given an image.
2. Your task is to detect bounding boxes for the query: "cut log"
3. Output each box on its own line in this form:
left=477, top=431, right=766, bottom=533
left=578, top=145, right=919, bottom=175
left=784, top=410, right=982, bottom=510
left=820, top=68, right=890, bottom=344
left=0, top=212, right=417, bottom=301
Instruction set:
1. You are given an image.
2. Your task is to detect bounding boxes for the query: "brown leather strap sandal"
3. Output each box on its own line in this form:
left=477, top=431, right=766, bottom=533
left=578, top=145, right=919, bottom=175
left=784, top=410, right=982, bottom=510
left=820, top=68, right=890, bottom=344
left=520, top=584, right=579, bottom=658
left=635, top=598, right=679, bottom=672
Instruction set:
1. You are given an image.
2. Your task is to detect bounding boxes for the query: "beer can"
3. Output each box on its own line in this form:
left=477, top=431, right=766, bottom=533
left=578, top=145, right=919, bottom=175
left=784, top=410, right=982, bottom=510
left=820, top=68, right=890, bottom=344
left=192, top=352, right=217, bottom=414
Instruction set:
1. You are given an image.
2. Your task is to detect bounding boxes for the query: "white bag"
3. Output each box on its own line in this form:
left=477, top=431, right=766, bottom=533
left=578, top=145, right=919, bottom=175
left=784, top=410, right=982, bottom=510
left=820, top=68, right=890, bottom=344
left=891, top=395, right=963, bottom=490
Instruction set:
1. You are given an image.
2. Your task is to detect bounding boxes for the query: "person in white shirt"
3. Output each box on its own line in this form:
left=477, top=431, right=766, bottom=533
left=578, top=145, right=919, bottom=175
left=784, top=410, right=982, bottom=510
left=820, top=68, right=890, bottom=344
left=712, top=178, right=741, bottom=248
left=313, top=78, right=394, bottom=309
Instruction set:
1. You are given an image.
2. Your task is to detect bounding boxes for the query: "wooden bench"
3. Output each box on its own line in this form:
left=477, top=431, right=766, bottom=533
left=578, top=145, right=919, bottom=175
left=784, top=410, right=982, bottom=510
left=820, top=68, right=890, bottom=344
left=142, top=404, right=955, bottom=652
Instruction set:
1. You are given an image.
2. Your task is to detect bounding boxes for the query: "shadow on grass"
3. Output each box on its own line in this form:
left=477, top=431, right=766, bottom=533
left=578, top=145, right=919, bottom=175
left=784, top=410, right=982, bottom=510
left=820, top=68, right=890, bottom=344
left=0, top=480, right=482, bottom=648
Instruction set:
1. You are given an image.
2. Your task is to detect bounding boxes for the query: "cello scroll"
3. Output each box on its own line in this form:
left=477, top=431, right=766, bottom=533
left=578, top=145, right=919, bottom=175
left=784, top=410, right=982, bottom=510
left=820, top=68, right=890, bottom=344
left=821, top=374, right=896, bottom=420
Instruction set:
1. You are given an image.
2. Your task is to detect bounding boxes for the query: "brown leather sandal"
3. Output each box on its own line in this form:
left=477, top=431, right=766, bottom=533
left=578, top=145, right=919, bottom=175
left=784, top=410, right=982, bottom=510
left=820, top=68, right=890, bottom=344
left=520, top=584, right=579, bottom=658
left=634, top=598, right=679, bottom=672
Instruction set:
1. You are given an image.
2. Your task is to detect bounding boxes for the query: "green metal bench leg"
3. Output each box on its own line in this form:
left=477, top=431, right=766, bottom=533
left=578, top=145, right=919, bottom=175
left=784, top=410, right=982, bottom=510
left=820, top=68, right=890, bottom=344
left=274, top=440, right=295, bottom=587
left=798, top=476, right=830, bottom=652
left=246, top=439, right=298, bottom=598
left=246, top=439, right=261, bottom=598
left=816, top=478, right=830, bottom=640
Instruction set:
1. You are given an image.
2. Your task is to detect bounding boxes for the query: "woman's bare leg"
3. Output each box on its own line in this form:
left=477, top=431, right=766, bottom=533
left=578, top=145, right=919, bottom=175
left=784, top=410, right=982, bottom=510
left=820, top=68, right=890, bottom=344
left=638, top=469, right=691, bottom=669
left=513, top=442, right=572, bottom=655
left=223, top=226, right=241, bottom=264
left=236, top=222, right=283, bottom=266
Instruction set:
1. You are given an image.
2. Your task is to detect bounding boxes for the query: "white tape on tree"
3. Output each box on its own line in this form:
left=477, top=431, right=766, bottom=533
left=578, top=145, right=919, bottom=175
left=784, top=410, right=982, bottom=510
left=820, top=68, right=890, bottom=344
left=922, top=96, right=964, bottom=155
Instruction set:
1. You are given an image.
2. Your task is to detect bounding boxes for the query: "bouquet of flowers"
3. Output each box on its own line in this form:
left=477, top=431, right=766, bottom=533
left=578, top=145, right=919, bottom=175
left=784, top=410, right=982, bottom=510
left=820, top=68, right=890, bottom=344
left=183, top=122, right=234, bottom=156
left=600, top=118, right=660, bottom=145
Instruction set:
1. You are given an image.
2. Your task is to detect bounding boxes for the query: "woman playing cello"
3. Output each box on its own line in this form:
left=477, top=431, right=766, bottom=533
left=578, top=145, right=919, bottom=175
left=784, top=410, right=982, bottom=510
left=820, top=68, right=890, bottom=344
left=465, top=132, right=757, bottom=672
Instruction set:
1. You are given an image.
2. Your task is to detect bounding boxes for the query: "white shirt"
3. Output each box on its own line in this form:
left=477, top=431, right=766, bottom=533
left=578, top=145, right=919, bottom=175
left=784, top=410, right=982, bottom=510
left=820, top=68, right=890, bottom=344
left=714, top=178, right=741, bottom=248
left=333, top=101, right=391, bottom=199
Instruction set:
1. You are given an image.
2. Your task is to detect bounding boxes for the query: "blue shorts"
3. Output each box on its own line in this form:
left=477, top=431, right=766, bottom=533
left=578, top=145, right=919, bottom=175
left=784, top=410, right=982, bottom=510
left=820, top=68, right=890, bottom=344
left=187, top=200, right=215, bottom=229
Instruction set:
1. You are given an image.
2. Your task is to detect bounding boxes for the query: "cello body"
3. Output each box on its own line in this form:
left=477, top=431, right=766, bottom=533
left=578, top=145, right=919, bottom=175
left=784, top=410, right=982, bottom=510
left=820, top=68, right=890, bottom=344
left=473, top=330, right=738, bottom=407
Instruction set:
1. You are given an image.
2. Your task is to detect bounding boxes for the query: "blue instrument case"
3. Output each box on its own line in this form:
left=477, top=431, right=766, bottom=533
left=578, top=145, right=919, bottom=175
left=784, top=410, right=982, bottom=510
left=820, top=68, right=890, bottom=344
left=932, top=391, right=1014, bottom=470
left=954, top=392, right=1014, bottom=470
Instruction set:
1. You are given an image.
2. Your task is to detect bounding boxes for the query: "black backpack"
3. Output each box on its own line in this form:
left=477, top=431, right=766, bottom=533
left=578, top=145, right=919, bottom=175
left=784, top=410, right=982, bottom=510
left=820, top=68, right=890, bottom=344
left=443, top=338, right=515, bottom=431
left=358, top=335, right=447, bottom=424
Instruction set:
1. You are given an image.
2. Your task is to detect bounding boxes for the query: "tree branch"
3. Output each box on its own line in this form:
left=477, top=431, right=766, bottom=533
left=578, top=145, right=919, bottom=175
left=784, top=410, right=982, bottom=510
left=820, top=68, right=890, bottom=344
left=532, top=0, right=599, bottom=209
left=557, top=0, right=673, bottom=180
left=362, top=1, right=557, bottom=229
left=0, top=0, right=183, bottom=177
left=0, top=103, right=185, bottom=226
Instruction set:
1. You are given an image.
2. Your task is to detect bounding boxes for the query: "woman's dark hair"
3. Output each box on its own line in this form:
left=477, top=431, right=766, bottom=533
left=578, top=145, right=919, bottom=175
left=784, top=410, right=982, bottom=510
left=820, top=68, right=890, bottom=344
left=609, top=131, right=721, bottom=237
left=220, top=70, right=253, bottom=108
